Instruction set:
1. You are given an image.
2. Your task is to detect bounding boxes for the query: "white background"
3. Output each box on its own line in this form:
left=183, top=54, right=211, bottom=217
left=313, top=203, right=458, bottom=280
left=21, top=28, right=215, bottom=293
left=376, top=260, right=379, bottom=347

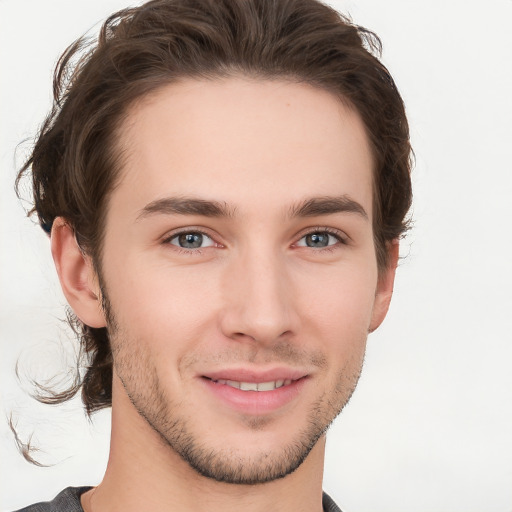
left=1, top=1, right=511, bottom=511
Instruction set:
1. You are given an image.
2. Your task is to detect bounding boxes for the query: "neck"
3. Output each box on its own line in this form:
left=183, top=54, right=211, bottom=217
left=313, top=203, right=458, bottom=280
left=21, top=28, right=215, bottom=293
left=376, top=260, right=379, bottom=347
left=82, top=377, right=326, bottom=512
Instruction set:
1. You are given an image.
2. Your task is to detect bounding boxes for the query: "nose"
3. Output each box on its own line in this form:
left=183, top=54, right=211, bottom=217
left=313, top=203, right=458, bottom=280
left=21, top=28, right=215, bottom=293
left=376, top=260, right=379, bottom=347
left=219, top=247, right=299, bottom=345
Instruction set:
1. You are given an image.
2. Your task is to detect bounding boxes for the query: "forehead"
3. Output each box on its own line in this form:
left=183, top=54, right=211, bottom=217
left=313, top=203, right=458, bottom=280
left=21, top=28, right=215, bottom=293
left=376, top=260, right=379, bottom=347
left=112, top=77, right=374, bottom=219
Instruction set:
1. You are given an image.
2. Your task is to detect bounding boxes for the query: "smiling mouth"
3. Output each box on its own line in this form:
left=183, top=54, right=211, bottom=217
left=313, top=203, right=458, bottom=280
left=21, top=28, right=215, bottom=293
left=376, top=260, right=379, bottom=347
left=208, top=378, right=294, bottom=391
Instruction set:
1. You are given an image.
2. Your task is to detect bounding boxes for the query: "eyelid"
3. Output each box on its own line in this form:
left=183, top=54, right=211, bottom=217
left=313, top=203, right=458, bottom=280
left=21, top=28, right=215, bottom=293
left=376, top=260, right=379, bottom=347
left=294, top=226, right=350, bottom=246
left=161, top=226, right=222, bottom=247
left=159, top=225, right=349, bottom=250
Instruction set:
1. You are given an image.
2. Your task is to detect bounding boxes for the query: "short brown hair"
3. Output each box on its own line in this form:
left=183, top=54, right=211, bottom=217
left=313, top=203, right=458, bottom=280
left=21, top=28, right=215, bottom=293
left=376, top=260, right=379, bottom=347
left=17, top=0, right=412, bottom=413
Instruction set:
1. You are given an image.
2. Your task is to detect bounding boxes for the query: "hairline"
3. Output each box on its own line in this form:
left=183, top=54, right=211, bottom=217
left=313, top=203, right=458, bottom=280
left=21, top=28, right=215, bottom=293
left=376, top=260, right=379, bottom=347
left=88, top=72, right=388, bottom=278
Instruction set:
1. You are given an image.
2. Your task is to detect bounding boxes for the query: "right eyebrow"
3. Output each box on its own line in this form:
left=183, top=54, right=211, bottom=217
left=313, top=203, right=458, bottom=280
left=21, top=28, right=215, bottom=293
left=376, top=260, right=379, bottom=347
left=136, top=196, right=236, bottom=222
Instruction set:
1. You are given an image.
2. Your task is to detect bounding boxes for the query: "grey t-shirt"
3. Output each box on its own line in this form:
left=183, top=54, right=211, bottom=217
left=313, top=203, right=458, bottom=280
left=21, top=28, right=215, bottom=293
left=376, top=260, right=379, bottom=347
left=14, top=487, right=91, bottom=512
left=14, top=487, right=343, bottom=512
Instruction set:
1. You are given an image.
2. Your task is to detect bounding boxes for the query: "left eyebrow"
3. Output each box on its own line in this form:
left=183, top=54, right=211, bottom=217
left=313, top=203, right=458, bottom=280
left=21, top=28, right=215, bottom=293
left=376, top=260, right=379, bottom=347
left=136, top=196, right=236, bottom=221
left=288, top=195, right=369, bottom=220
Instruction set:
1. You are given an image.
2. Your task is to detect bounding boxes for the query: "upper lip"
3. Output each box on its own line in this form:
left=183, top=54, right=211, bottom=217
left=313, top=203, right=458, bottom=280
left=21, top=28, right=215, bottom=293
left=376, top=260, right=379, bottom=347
left=201, top=367, right=309, bottom=383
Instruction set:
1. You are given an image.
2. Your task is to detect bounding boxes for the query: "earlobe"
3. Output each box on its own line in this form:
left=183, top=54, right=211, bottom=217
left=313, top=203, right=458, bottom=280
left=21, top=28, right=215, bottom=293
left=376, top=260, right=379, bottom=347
left=51, top=218, right=106, bottom=328
left=369, top=239, right=399, bottom=333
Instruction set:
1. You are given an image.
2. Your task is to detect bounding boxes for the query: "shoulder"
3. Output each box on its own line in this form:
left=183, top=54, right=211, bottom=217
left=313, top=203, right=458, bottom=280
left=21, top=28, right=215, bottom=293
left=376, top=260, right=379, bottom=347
left=13, top=487, right=92, bottom=512
left=323, top=491, right=344, bottom=512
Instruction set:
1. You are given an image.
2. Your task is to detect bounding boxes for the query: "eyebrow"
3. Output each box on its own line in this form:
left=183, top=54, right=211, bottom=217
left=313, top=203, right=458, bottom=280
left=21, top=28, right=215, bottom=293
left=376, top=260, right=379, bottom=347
left=136, top=197, right=236, bottom=221
left=136, top=194, right=368, bottom=222
left=288, top=195, right=368, bottom=220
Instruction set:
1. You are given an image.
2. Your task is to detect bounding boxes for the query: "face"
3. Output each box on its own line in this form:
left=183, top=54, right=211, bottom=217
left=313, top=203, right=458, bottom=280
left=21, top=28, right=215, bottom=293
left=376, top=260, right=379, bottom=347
left=95, top=77, right=394, bottom=484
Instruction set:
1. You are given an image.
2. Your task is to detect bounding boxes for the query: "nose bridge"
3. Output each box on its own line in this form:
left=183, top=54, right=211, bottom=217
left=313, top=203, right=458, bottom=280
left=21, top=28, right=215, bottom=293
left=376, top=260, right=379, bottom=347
left=220, top=241, right=297, bottom=344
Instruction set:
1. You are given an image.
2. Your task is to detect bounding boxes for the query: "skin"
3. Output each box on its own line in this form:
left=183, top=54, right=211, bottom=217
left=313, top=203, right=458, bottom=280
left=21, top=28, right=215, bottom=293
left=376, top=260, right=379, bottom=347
left=51, top=77, right=398, bottom=512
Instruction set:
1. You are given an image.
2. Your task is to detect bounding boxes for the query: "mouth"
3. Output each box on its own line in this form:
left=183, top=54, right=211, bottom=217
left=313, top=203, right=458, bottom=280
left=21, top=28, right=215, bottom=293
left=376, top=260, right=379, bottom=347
left=201, top=371, right=307, bottom=414
left=206, top=378, right=295, bottom=392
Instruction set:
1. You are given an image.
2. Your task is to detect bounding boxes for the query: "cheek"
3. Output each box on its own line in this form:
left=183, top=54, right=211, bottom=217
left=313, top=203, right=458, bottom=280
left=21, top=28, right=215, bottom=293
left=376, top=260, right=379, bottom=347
left=298, top=265, right=377, bottom=352
left=104, top=257, right=221, bottom=349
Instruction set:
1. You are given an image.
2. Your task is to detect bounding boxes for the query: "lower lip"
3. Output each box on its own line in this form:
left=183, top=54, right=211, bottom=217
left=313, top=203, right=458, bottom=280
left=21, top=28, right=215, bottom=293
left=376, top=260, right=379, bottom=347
left=201, top=377, right=307, bottom=415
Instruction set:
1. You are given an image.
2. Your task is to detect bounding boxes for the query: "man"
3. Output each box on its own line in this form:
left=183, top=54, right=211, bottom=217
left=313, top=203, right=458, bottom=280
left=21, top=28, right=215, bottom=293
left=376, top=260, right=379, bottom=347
left=14, top=0, right=412, bottom=510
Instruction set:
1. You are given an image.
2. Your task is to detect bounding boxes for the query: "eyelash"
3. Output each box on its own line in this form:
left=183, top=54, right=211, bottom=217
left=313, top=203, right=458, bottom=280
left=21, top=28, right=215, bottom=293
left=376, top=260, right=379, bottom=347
left=161, top=226, right=348, bottom=254
left=161, top=228, right=217, bottom=255
left=294, top=227, right=348, bottom=252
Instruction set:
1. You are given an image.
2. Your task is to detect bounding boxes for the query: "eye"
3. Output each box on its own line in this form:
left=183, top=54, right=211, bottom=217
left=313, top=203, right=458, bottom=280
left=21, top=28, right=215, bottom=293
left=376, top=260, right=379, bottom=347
left=168, top=231, right=215, bottom=249
left=296, top=231, right=342, bottom=248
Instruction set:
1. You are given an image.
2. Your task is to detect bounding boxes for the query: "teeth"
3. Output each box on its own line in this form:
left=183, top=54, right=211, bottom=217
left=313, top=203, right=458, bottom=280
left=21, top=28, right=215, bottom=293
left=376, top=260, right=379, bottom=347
left=240, top=382, right=258, bottom=391
left=256, top=381, right=276, bottom=392
left=212, top=379, right=293, bottom=391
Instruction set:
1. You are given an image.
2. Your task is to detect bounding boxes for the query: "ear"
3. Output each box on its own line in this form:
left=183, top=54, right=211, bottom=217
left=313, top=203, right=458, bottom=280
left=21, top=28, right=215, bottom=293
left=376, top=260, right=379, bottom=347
left=369, top=239, right=399, bottom=333
left=51, top=217, right=106, bottom=328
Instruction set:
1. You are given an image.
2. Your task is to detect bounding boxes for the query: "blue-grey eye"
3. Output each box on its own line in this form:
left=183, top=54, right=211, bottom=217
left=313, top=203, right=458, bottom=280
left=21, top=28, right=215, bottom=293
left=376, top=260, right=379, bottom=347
left=170, top=232, right=214, bottom=249
left=297, top=232, right=339, bottom=248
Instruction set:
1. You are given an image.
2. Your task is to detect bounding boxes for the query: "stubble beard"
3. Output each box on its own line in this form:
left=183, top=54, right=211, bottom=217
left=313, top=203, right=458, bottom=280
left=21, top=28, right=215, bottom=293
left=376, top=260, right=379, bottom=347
left=104, top=295, right=364, bottom=485
left=112, top=339, right=363, bottom=485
